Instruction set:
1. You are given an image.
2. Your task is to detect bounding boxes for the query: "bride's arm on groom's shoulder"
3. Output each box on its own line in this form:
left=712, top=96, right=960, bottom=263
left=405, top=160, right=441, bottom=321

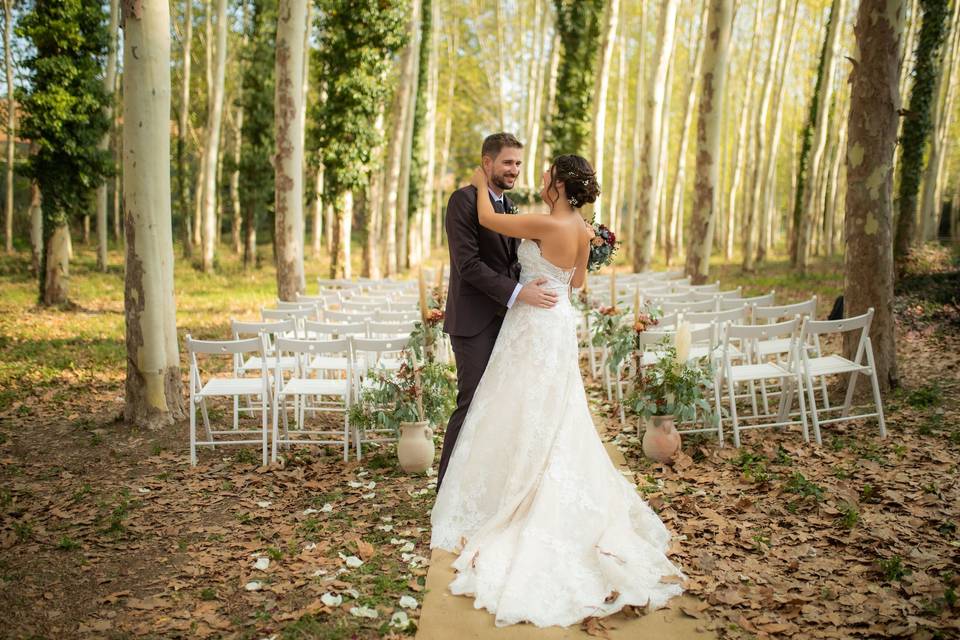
left=445, top=186, right=518, bottom=306
left=471, top=168, right=554, bottom=240
left=570, top=220, right=592, bottom=289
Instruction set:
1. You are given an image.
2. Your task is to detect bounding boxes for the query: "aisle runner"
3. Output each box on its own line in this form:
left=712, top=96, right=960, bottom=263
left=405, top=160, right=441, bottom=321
left=416, top=421, right=716, bottom=640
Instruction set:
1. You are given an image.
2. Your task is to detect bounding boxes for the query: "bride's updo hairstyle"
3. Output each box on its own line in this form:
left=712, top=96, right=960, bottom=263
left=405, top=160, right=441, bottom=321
left=547, top=155, right=601, bottom=209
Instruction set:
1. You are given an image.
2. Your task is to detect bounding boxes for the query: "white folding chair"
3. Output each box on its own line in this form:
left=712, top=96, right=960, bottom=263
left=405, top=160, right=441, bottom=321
left=261, top=306, right=318, bottom=328
left=350, top=336, right=411, bottom=460
left=324, top=309, right=375, bottom=324
left=719, top=291, right=775, bottom=311
left=186, top=334, right=271, bottom=466
left=231, top=318, right=298, bottom=429
left=303, top=320, right=368, bottom=374
left=367, top=320, right=416, bottom=338
left=797, top=309, right=886, bottom=445
left=660, top=298, right=716, bottom=315
left=377, top=309, right=420, bottom=323
left=719, top=318, right=808, bottom=448
left=272, top=337, right=353, bottom=462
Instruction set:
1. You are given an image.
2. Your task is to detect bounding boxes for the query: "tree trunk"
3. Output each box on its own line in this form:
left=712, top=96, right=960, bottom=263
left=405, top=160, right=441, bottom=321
left=656, top=49, right=674, bottom=252
left=313, top=164, right=323, bottom=258
left=634, top=0, right=679, bottom=272
left=200, top=0, right=227, bottom=272
left=725, top=0, right=765, bottom=262
left=524, top=0, right=544, bottom=189
left=538, top=31, right=561, bottom=178
left=398, top=3, right=423, bottom=272
left=381, top=0, right=421, bottom=276
left=796, top=0, right=846, bottom=271
left=122, top=0, right=185, bottom=429
left=274, top=0, right=308, bottom=300
left=29, top=182, right=41, bottom=273
left=178, top=0, right=194, bottom=259
left=666, top=1, right=708, bottom=266
left=919, top=0, right=960, bottom=241
left=743, top=0, right=787, bottom=271
left=757, top=0, right=801, bottom=263
left=94, top=0, right=120, bottom=270
left=419, top=0, right=440, bottom=262
left=591, top=0, right=620, bottom=226
left=608, top=23, right=628, bottom=237
left=844, top=0, right=904, bottom=391
left=824, top=109, right=848, bottom=255
left=43, top=223, right=70, bottom=305
left=626, top=3, right=647, bottom=262
left=894, top=0, right=951, bottom=274
left=685, top=0, right=733, bottom=283
left=3, top=0, right=14, bottom=254
left=230, top=105, right=243, bottom=254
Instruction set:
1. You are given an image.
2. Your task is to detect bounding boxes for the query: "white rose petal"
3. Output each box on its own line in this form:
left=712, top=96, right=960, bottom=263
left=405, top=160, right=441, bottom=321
left=320, top=503, right=334, bottom=513
left=256, top=501, right=271, bottom=508
left=345, top=588, right=360, bottom=598
left=338, top=552, right=363, bottom=568
left=390, top=611, right=411, bottom=629
left=137, top=487, right=150, bottom=494
left=254, top=557, right=270, bottom=571
left=365, top=481, right=376, bottom=489
left=312, top=568, right=327, bottom=577
left=348, top=481, right=363, bottom=488
left=380, top=515, right=393, bottom=522
left=349, top=605, right=379, bottom=619
left=376, top=524, right=393, bottom=532
left=390, top=538, right=406, bottom=546
left=361, top=492, right=375, bottom=500
left=320, top=592, right=343, bottom=607
left=399, top=542, right=415, bottom=553
left=244, top=581, right=263, bottom=591
left=302, top=508, right=318, bottom=515
left=399, top=595, right=419, bottom=610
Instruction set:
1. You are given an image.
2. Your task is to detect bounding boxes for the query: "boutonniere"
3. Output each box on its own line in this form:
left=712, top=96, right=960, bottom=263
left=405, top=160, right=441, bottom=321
left=506, top=203, right=519, bottom=215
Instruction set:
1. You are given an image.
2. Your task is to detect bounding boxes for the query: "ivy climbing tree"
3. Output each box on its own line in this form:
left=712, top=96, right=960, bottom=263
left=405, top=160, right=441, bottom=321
left=547, top=0, right=605, bottom=157
left=894, top=0, right=950, bottom=275
left=311, top=0, right=407, bottom=278
left=17, top=0, right=112, bottom=305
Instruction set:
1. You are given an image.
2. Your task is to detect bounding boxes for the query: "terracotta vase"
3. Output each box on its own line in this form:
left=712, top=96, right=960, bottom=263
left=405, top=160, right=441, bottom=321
left=641, top=415, right=682, bottom=463
left=397, top=421, right=435, bottom=473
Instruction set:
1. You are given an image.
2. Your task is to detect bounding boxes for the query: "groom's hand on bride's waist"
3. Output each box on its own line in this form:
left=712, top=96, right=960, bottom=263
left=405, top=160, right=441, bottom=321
left=517, top=278, right=558, bottom=309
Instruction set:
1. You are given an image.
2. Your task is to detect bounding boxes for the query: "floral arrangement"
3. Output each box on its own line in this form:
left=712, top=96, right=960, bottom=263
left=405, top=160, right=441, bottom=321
left=587, top=222, right=620, bottom=272
left=589, top=303, right=661, bottom=372
left=626, top=328, right=716, bottom=424
left=349, top=354, right=457, bottom=434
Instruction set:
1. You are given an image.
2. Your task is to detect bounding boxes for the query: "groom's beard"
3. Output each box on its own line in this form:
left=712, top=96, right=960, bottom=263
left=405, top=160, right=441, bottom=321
left=491, top=171, right=517, bottom=191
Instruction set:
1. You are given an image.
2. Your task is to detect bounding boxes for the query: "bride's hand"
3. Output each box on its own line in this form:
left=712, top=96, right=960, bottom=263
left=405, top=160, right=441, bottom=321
left=471, top=167, right=487, bottom=192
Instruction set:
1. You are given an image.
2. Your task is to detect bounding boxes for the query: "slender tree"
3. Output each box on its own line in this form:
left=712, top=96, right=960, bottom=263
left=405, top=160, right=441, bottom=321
left=685, top=0, right=733, bottom=283
left=590, top=0, right=620, bottom=225
left=893, top=0, right=950, bottom=274
left=407, top=0, right=432, bottom=266
left=3, top=0, right=14, bottom=254
left=635, top=0, right=679, bottom=272
left=626, top=3, right=647, bottom=261
left=17, top=0, right=112, bottom=305
left=122, top=0, right=185, bottom=428
left=94, top=0, right=119, bottom=271
left=274, top=0, right=308, bottom=298
left=608, top=21, right=627, bottom=237
left=178, top=0, right=194, bottom=259
left=200, top=0, right=227, bottom=272
left=844, top=0, right=905, bottom=391
left=548, top=0, right=604, bottom=156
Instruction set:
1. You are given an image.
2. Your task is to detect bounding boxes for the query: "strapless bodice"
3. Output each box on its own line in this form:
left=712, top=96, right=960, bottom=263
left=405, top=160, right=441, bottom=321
left=518, top=239, right=575, bottom=292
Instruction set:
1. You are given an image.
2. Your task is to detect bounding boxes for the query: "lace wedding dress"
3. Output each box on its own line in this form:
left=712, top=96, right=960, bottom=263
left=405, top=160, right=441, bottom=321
left=430, top=239, right=686, bottom=628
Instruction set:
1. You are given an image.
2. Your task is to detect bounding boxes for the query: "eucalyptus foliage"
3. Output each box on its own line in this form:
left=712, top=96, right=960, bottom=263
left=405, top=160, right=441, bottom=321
left=627, top=344, right=716, bottom=423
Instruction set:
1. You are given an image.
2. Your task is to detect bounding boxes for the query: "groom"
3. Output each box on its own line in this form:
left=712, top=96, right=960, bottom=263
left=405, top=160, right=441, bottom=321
left=436, top=132, right=559, bottom=490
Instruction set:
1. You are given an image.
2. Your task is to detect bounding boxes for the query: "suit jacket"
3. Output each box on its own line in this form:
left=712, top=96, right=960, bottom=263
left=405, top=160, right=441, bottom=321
left=443, top=185, right=521, bottom=338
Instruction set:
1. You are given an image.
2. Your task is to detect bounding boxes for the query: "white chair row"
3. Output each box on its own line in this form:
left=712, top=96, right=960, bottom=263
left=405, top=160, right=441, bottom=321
left=185, top=332, right=412, bottom=466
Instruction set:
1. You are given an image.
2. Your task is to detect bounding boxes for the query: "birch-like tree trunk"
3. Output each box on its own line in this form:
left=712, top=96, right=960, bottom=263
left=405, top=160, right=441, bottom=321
left=312, top=164, right=323, bottom=257
left=685, top=0, right=733, bottom=283
left=397, top=9, right=421, bottom=271
left=274, top=0, right=308, bottom=299
left=608, top=24, right=627, bottom=236
left=626, top=4, right=647, bottom=262
left=743, top=0, right=787, bottom=271
left=591, top=0, right=620, bottom=226
left=230, top=105, right=243, bottom=254
left=94, top=0, right=120, bottom=270
left=3, top=0, right=14, bottom=254
left=381, top=0, right=421, bottom=276
left=538, top=30, right=562, bottom=177
left=200, top=0, right=227, bottom=272
left=523, top=0, right=544, bottom=189
left=418, top=0, right=440, bottom=261
left=725, top=0, right=764, bottom=260
left=434, top=29, right=457, bottom=249
left=29, top=182, right=41, bottom=273
left=178, top=0, right=194, bottom=259
left=796, top=0, right=845, bottom=272
left=824, top=106, right=848, bottom=255
left=366, top=112, right=386, bottom=278
left=757, top=0, right=801, bottom=263
left=844, top=0, right=904, bottom=391
left=635, top=0, right=679, bottom=272
left=122, top=0, right=185, bottom=429
left=919, top=0, right=960, bottom=240
left=666, top=1, right=708, bottom=266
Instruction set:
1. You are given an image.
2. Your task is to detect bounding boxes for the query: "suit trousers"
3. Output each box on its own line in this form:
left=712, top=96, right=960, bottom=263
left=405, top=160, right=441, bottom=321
left=435, top=314, right=504, bottom=491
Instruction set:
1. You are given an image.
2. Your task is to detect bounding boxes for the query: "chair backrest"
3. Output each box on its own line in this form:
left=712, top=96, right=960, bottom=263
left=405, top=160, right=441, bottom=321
left=351, top=336, right=411, bottom=371
left=753, top=296, right=817, bottom=323
left=261, top=306, right=317, bottom=322
left=324, top=309, right=376, bottom=323
left=276, top=300, right=319, bottom=312
left=231, top=318, right=297, bottom=339
left=343, top=299, right=389, bottom=312
left=799, top=308, right=874, bottom=366
left=683, top=305, right=750, bottom=327
left=725, top=317, right=799, bottom=342
left=660, top=298, right=716, bottom=314
left=275, top=336, right=353, bottom=378
left=687, top=281, right=720, bottom=293
left=367, top=320, right=416, bottom=337
left=718, top=292, right=773, bottom=311
left=377, top=310, right=420, bottom=323
left=297, top=292, right=341, bottom=307
left=303, top=320, right=367, bottom=339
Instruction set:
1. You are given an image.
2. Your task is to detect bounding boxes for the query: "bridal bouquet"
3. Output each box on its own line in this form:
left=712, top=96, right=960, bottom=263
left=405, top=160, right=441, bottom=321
left=587, top=222, right=620, bottom=272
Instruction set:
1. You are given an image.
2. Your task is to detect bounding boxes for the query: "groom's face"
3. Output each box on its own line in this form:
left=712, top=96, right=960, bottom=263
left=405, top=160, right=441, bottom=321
left=483, top=147, right=522, bottom=192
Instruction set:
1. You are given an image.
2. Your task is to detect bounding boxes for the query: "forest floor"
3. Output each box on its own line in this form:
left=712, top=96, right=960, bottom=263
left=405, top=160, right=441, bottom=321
left=0, top=243, right=958, bottom=639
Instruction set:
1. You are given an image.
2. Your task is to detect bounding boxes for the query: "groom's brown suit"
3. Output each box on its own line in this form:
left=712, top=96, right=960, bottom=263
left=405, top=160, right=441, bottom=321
left=436, top=185, right=520, bottom=490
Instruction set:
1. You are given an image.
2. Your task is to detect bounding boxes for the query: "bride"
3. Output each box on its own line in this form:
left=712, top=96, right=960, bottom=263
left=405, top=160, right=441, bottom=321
left=430, top=155, right=686, bottom=628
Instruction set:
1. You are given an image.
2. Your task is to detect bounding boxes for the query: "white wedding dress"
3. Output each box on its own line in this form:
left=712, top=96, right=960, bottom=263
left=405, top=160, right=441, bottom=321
left=430, top=239, right=686, bottom=628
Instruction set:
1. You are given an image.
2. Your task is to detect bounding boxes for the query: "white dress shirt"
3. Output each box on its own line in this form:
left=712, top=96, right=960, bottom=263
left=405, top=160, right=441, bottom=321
left=487, top=187, right=523, bottom=309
